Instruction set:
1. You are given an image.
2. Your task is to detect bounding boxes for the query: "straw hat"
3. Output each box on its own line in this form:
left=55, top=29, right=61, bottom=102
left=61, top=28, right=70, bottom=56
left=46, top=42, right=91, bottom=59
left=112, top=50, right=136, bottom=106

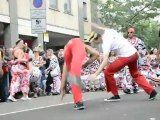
left=84, top=32, right=98, bottom=43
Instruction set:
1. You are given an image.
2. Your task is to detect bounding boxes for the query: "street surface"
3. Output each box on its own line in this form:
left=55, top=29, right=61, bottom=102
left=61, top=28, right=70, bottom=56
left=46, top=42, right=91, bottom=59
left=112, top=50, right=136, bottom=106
left=0, top=88, right=160, bottom=120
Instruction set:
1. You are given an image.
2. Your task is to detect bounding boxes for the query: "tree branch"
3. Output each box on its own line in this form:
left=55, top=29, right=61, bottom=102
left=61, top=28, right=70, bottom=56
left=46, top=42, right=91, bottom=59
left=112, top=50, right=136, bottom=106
left=126, top=0, right=154, bottom=23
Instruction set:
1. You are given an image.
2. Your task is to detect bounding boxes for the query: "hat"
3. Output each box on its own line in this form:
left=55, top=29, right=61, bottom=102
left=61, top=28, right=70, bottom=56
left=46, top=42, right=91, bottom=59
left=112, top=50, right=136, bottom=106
left=128, top=28, right=135, bottom=33
left=84, top=32, right=98, bottom=43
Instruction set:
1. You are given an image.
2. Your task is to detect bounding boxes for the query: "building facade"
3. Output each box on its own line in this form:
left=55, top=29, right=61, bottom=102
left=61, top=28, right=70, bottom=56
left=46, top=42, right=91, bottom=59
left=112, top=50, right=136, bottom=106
left=0, top=0, right=91, bottom=50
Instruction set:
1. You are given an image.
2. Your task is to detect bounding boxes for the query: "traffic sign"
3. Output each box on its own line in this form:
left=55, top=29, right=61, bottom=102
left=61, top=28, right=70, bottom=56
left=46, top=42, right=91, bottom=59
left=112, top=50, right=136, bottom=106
left=31, top=0, right=46, bottom=10
left=31, top=10, right=46, bottom=18
left=31, top=19, right=46, bottom=34
left=30, top=0, right=46, bottom=34
left=44, top=33, right=49, bottom=42
left=33, top=0, right=43, bottom=8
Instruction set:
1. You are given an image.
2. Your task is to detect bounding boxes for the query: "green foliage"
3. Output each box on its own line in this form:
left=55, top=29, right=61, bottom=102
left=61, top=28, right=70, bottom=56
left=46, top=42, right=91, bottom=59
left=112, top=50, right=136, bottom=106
left=91, top=0, right=160, bottom=48
left=134, top=20, right=160, bottom=48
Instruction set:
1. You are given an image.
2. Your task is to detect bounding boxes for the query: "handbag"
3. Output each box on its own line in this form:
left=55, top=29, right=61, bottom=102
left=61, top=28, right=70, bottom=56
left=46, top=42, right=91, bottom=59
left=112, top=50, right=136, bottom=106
left=30, top=67, right=41, bottom=82
left=50, top=69, right=58, bottom=77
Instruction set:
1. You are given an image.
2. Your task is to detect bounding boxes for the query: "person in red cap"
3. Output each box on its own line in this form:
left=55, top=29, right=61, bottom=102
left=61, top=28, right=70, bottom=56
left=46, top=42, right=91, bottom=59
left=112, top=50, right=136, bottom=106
left=60, top=38, right=99, bottom=110
left=89, top=23, right=157, bottom=101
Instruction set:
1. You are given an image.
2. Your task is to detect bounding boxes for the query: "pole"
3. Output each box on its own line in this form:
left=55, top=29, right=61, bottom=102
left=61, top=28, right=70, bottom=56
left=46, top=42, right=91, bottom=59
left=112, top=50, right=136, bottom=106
left=77, top=0, right=84, bottom=39
left=44, top=42, right=47, bottom=51
left=38, top=34, right=44, bottom=50
left=5, top=0, right=18, bottom=48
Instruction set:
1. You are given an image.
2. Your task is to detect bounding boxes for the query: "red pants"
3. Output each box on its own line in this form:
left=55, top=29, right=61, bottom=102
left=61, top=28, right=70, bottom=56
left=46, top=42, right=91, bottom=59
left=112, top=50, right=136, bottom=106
left=64, top=38, right=86, bottom=103
left=104, top=52, right=154, bottom=95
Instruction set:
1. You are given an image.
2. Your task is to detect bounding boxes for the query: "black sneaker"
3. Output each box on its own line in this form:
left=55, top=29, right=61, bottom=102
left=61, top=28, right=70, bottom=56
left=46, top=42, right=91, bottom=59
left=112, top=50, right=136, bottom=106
left=52, top=92, right=60, bottom=95
left=133, top=88, right=138, bottom=94
left=104, top=95, right=120, bottom=102
left=74, top=102, right=85, bottom=110
left=123, top=89, right=131, bottom=94
left=149, top=90, right=157, bottom=100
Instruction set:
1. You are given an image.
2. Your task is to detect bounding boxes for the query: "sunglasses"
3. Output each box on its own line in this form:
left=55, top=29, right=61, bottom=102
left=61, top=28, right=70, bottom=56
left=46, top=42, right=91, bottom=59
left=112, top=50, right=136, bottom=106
left=34, top=51, right=38, bottom=52
left=128, top=32, right=133, bottom=34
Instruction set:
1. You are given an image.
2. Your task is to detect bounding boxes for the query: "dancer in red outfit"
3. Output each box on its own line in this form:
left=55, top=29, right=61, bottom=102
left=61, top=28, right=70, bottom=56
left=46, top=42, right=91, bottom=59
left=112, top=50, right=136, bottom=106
left=89, top=24, right=157, bottom=101
left=60, top=38, right=99, bottom=110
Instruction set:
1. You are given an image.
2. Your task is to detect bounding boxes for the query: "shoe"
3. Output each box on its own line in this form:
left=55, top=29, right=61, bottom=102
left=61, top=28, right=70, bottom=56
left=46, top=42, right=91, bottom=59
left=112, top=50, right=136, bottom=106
left=21, top=96, right=31, bottom=101
left=33, top=93, right=38, bottom=98
left=8, top=95, right=17, bottom=102
left=149, top=90, right=157, bottom=100
left=123, top=89, right=131, bottom=94
left=41, top=91, right=46, bottom=96
left=52, top=92, right=60, bottom=95
left=74, top=102, right=85, bottom=110
left=47, top=92, right=52, bottom=96
left=104, top=95, right=120, bottom=102
left=38, top=88, right=43, bottom=96
left=0, top=99, right=7, bottom=102
left=133, top=89, right=138, bottom=94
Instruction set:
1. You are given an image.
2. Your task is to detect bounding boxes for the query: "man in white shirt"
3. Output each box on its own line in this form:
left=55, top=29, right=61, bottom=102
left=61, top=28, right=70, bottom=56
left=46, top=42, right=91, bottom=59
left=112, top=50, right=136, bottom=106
left=89, top=25, right=157, bottom=101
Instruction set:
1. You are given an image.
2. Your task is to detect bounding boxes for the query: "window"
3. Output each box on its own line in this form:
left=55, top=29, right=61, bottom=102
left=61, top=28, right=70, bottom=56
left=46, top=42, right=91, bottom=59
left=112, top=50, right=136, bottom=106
left=50, top=0, right=58, bottom=9
left=83, top=2, right=87, bottom=20
left=64, top=0, right=71, bottom=13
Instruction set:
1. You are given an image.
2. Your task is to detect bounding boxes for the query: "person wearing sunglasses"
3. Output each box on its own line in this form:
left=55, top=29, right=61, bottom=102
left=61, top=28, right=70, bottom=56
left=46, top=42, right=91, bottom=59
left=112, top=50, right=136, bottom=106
left=128, top=27, right=147, bottom=61
left=128, top=28, right=147, bottom=55
left=127, top=28, right=148, bottom=94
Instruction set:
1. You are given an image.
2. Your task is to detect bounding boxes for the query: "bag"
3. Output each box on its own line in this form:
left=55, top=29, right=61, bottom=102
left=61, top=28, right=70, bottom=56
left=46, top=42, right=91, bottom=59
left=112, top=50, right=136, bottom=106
left=30, top=67, right=41, bottom=82
left=50, top=69, right=58, bottom=77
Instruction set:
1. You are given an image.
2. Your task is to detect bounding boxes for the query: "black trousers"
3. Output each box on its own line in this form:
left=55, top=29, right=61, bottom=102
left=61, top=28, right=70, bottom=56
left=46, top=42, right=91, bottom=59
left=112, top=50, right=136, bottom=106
left=0, top=72, right=9, bottom=102
left=46, top=72, right=53, bottom=94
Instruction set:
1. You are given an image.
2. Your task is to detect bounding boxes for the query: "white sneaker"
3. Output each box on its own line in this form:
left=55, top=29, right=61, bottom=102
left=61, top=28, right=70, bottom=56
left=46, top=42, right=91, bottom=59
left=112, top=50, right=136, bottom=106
left=21, top=96, right=31, bottom=101
left=8, top=96, right=17, bottom=102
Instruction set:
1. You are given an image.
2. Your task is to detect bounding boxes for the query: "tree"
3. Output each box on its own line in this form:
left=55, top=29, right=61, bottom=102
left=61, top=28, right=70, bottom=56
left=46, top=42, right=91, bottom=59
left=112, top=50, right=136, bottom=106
left=134, top=20, right=159, bottom=48
left=91, top=0, right=160, bottom=48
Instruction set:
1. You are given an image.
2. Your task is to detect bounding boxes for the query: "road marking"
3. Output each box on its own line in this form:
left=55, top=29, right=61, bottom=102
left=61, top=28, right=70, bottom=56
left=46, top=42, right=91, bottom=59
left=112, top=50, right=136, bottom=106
left=150, top=118, right=156, bottom=120
left=0, top=101, right=74, bottom=116
left=0, top=90, right=144, bottom=116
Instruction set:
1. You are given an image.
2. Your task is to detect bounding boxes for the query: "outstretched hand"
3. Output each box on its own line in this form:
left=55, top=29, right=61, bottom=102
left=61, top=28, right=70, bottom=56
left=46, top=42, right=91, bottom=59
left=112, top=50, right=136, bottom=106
left=60, top=86, right=66, bottom=101
left=89, top=74, right=97, bottom=81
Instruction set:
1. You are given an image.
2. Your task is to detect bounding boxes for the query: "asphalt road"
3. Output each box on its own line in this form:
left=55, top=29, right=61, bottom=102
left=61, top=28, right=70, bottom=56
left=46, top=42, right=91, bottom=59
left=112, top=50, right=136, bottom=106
left=0, top=88, right=160, bottom=120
